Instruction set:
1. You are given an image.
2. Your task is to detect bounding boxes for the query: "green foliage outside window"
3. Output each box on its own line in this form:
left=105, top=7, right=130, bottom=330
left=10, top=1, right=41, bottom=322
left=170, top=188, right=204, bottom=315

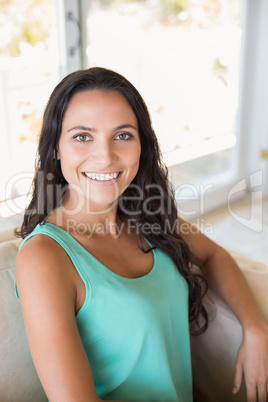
left=0, top=0, right=53, bottom=57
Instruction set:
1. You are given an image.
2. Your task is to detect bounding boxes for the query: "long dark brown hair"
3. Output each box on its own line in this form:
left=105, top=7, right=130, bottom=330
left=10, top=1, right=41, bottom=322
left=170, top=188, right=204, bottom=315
left=18, top=67, right=208, bottom=334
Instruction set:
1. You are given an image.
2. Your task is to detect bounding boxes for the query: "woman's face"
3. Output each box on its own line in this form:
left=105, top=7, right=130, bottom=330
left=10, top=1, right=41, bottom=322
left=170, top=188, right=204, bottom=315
left=57, top=90, right=141, bottom=212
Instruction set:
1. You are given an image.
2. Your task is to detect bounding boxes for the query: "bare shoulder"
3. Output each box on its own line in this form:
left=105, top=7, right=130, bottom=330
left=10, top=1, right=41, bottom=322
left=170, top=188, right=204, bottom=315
left=177, top=216, right=223, bottom=264
left=15, top=234, right=100, bottom=400
left=16, top=233, right=65, bottom=267
left=15, top=233, right=76, bottom=308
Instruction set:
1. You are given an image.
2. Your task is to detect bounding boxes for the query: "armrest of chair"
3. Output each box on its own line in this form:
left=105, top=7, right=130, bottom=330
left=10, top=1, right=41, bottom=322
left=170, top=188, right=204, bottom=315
left=0, top=237, right=47, bottom=401
left=191, top=251, right=268, bottom=402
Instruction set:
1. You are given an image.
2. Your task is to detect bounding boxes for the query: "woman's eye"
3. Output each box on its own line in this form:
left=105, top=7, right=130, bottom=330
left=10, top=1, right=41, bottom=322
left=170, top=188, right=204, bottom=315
left=74, top=134, right=91, bottom=142
left=116, top=133, right=132, bottom=140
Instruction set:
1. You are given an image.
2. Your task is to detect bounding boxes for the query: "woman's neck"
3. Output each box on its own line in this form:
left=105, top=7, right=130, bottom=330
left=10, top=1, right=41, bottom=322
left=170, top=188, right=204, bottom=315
left=48, top=200, right=122, bottom=239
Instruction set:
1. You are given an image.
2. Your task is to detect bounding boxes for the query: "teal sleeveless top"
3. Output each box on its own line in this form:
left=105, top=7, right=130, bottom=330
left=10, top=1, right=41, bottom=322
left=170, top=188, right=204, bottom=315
left=18, top=223, right=193, bottom=401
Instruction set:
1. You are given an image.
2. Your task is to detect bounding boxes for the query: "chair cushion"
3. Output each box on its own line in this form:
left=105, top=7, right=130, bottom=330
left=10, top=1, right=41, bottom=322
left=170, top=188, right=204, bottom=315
left=0, top=226, right=20, bottom=244
left=0, top=238, right=46, bottom=402
left=191, top=250, right=268, bottom=402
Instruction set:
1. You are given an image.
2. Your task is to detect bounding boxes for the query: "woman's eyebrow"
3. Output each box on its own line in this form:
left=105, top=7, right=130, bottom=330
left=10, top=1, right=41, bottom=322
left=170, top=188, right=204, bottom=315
left=67, top=125, right=95, bottom=133
left=115, top=124, right=138, bottom=131
left=67, top=124, right=138, bottom=133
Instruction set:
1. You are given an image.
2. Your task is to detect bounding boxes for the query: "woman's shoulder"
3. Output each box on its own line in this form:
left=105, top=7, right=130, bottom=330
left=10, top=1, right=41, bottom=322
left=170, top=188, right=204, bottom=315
left=16, top=229, right=73, bottom=287
left=18, top=229, right=64, bottom=260
left=18, top=220, right=71, bottom=259
left=15, top=231, right=77, bottom=308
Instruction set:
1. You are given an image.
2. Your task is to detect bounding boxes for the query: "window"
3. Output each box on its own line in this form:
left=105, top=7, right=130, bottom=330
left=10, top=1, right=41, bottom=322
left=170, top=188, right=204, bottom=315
left=0, top=0, right=61, bottom=205
left=82, top=0, right=244, bottom=217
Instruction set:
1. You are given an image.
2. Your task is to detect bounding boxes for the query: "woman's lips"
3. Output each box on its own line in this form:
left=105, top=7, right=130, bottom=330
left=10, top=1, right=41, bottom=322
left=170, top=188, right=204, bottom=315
left=82, top=171, right=123, bottom=184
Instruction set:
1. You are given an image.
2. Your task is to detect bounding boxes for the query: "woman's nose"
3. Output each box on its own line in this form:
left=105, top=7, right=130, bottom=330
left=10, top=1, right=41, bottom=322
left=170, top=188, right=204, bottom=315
left=91, top=139, right=117, bottom=166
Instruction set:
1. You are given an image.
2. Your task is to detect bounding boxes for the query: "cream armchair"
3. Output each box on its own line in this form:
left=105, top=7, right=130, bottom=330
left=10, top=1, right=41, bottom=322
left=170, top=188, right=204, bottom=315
left=191, top=250, right=268, bottom=402
left=0, top=232, right=46, bottom=401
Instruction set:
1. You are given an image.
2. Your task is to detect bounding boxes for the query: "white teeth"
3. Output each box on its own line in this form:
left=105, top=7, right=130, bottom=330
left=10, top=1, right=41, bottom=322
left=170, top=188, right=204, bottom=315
left=84, top=172, right=120, bottom=181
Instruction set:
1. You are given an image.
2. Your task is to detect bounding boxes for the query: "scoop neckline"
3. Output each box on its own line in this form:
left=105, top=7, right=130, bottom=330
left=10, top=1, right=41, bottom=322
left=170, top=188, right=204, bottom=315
left=39, top=222, right=159, bottom=281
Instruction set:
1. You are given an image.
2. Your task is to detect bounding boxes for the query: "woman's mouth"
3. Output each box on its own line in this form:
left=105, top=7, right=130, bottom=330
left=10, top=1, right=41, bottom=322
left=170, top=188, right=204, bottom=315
left=82, top=171, right=122, bottom=182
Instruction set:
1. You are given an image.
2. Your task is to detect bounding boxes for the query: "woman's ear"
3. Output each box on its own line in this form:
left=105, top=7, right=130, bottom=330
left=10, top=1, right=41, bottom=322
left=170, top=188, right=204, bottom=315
left=53, top=149, right=60, bottom=160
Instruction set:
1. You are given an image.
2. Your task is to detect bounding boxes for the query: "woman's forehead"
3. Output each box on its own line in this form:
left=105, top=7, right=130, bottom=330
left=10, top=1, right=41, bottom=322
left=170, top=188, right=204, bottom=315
left=64, top=90, right=136, bottom=121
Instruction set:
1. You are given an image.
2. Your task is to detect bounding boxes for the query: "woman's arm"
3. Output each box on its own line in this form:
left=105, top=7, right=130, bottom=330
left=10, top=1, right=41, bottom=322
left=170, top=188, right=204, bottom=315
left=15, top=235, right=123, bottom=402
left=178, top=217, right=268, bottom=402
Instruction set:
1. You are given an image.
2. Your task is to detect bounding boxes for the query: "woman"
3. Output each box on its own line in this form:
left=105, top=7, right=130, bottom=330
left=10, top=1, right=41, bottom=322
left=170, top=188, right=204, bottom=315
left=15, top=67, right=268, bottom=402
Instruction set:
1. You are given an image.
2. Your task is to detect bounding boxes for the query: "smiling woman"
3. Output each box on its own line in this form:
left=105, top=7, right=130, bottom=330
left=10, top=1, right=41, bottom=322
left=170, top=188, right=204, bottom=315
left=56, top=90, right=141, bottom=212
left=15, top=67, right=268, bottom=402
